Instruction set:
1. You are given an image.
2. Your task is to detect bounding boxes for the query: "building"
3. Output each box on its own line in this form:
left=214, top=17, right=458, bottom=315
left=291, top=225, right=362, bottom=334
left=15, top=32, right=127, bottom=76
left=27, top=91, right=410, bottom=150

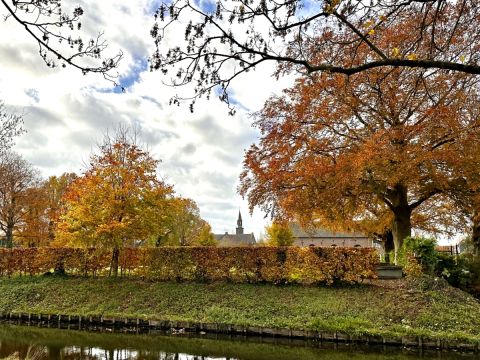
left=435, top=244, right=460, bottom=256
left=290, top=223, right=373, bottom=248
left=214, top=211, right=256, bottom=246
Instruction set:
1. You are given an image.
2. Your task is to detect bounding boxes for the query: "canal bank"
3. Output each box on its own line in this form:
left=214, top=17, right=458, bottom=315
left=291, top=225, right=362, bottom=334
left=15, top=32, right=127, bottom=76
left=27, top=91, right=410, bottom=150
left=1, top=276, right=479, bottom=352
left=1, top=312, right=479, bottom=352
left=0, top=324, right=478, bottom=360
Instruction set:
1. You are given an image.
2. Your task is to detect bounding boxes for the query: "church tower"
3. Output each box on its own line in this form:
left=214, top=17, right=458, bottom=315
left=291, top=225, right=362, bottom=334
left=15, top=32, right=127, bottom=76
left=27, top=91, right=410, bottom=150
left=236, top=210, right=244, bottom=235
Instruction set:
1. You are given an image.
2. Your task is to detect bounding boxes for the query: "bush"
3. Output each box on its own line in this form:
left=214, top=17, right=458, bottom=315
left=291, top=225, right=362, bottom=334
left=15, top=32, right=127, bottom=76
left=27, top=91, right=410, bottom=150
left=0, top=247, right=378, bottom=285
left=436, top=253, right=480, bottom=293
left=401, top=236, right=438, bottom=275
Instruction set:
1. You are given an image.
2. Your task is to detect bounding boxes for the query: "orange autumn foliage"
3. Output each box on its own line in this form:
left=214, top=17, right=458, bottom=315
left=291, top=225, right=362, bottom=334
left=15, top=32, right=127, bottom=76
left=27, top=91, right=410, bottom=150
left=55, top=134, right=174, bottom=248
left=240, top=67, right=480, bottom=261
left=0, top=247, right=377, bottom=284
left=54, top=131, right=174, bottom=276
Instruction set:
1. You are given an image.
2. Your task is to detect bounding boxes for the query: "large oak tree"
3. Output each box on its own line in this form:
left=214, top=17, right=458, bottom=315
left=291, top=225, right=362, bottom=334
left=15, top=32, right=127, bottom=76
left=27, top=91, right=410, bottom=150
left=240, top=67, right=480, bottom=261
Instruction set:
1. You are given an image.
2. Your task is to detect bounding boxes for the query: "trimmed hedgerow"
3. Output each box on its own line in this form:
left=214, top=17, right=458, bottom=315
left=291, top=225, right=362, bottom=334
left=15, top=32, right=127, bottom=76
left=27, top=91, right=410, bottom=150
left=0, top=247, right=377, bottom=284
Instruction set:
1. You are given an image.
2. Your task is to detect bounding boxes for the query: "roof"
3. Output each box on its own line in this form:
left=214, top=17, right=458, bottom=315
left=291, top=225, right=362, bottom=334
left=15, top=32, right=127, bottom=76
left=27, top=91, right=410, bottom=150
left=290, top=223, right=368, bottom=239
left=214, top=233, right=256, bottom=246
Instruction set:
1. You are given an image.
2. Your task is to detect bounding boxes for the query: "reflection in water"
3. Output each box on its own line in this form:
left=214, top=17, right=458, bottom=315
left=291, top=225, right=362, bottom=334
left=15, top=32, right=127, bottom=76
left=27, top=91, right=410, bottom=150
left=1, top=346, right=232, bottom=360
left=0, top=325, right=476, bottom=360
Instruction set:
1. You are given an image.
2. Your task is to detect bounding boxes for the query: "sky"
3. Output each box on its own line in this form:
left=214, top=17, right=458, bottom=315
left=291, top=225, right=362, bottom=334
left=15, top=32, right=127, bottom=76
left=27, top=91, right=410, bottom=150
left=0, top=0, right=295, bottom=239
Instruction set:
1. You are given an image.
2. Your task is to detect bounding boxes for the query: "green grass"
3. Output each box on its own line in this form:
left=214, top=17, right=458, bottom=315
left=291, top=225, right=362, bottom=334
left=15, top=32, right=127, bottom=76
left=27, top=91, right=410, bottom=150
left=0, top=276, right=479, bottom=342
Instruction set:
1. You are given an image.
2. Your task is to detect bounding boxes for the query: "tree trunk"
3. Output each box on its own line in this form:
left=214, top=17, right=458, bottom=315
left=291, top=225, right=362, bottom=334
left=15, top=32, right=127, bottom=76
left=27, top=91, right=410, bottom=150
left=379, top=229, right=394, bottom=263
left=5, top=225, right=13, bottom=248
left=111, top=247, right=120, bottom=277
left=472, top=209, right=480, bottom=256
left=392, top=207, right=412, bottom=265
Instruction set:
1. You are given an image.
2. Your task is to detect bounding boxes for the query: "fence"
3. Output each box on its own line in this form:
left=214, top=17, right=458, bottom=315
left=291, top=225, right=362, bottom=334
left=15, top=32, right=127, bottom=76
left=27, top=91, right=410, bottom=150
left=435, top=245, right=460, bottom=256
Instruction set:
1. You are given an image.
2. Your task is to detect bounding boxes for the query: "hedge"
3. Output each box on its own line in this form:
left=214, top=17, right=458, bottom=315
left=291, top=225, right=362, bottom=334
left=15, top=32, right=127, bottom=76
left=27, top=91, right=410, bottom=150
left=0, top=247, right=378, bottom=284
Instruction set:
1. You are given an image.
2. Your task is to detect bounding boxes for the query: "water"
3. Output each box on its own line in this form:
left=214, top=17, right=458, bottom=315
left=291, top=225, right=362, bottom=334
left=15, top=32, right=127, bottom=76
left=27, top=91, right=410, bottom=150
left=0, top=325, right=477, bottom=360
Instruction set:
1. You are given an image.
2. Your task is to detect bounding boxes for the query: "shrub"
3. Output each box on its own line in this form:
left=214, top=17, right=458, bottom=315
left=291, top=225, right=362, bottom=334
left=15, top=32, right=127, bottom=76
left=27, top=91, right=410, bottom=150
left=436, top=253, right=480, bottom=293
left=0, top=247, right=378, bottom=285
left=401, top=236, right=438, bottom=275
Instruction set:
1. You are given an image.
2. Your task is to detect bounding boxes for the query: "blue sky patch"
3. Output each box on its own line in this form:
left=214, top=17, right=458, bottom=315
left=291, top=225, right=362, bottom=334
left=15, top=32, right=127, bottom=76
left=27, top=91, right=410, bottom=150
left=96, top=57, right=149, bottom=94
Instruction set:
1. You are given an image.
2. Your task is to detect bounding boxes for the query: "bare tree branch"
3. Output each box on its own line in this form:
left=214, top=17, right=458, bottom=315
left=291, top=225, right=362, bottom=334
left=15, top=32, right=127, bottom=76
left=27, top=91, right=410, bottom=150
left=1, top=0, right=123, bottom=85
left=150, top=0, right=480, bottom=109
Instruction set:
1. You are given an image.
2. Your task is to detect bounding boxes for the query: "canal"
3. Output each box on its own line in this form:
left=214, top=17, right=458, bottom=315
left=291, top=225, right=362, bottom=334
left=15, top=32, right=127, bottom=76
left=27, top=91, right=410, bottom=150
left=0, top=325, right=477, bottom=360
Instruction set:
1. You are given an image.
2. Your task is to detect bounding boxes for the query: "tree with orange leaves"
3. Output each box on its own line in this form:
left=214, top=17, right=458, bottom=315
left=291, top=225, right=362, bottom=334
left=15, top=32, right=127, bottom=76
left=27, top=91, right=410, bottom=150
left=56, top=129, right=174, bottom=276
left=15, top=186, right=49, bottom=248
left=446, top=134, right=480, bottom=255
left=154, top=197, right=216, bottom=246
left=240, top=67, right=480, bottom=262
left=151, top=0, right=480, bottom=110
left=42, top=173, right=77, bottom=243
left=0, top=151, right=40, bottom=248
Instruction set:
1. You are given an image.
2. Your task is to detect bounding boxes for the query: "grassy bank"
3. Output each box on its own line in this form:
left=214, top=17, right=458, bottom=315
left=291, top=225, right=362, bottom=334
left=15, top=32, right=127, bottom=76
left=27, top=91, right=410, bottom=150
left=0, top=276, right=479, bottom=342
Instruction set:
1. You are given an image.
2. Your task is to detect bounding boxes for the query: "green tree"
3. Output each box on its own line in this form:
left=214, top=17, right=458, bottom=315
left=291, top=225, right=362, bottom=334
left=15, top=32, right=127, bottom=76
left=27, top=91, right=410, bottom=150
left=265, top=222, right=294, bottom=246
left=196, top=223, right=217, bottom=246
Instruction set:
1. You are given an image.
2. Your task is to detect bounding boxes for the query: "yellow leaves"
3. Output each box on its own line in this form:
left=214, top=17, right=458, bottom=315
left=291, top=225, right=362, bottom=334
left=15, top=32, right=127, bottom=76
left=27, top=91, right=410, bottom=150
left=362, top=19, right=376, bottom=36
left=363, top=19, right=374, bottom=28
left=265, top=222, right=294, bottom=246
left=56, top=137, right=175, bottom=249
left=389, top=49, right=418, bottom=61
left=460, top=55, right=466, bottom=62
left=325, top=0, right=341, bottom=14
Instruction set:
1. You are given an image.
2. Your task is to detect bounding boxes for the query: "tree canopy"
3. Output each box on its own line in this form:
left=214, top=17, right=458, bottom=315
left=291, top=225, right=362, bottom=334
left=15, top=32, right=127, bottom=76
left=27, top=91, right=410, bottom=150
left=0, top=151, right=39, bottom=248
left=55, top=131, right=174, bottom=275
left=240, top=66, right=480, bottom=261
left=150, top=0, right=480, bottom=108
left=265, top=222, right=294, bottom=246
left=154, top=197, right=217, bottom=246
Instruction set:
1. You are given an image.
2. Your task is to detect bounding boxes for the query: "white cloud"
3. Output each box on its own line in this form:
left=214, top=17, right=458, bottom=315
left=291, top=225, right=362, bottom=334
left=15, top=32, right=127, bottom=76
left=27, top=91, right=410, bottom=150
left=0, top=0, right=287, bottom=239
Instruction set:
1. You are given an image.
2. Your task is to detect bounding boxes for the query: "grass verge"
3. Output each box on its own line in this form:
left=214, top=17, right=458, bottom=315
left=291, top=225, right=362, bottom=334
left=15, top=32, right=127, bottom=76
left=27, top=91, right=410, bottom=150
left=0, top=276, right=479, bottom=342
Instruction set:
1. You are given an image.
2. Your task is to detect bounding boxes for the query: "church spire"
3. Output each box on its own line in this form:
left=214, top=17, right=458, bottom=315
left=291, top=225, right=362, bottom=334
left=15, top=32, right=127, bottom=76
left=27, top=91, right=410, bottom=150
left=236, top=210, right=244, bottom=235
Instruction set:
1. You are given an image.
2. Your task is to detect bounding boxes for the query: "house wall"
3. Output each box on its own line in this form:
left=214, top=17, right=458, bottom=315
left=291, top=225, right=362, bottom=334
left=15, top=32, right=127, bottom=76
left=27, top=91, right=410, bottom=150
left=293, top=237, right=372, bottom=248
